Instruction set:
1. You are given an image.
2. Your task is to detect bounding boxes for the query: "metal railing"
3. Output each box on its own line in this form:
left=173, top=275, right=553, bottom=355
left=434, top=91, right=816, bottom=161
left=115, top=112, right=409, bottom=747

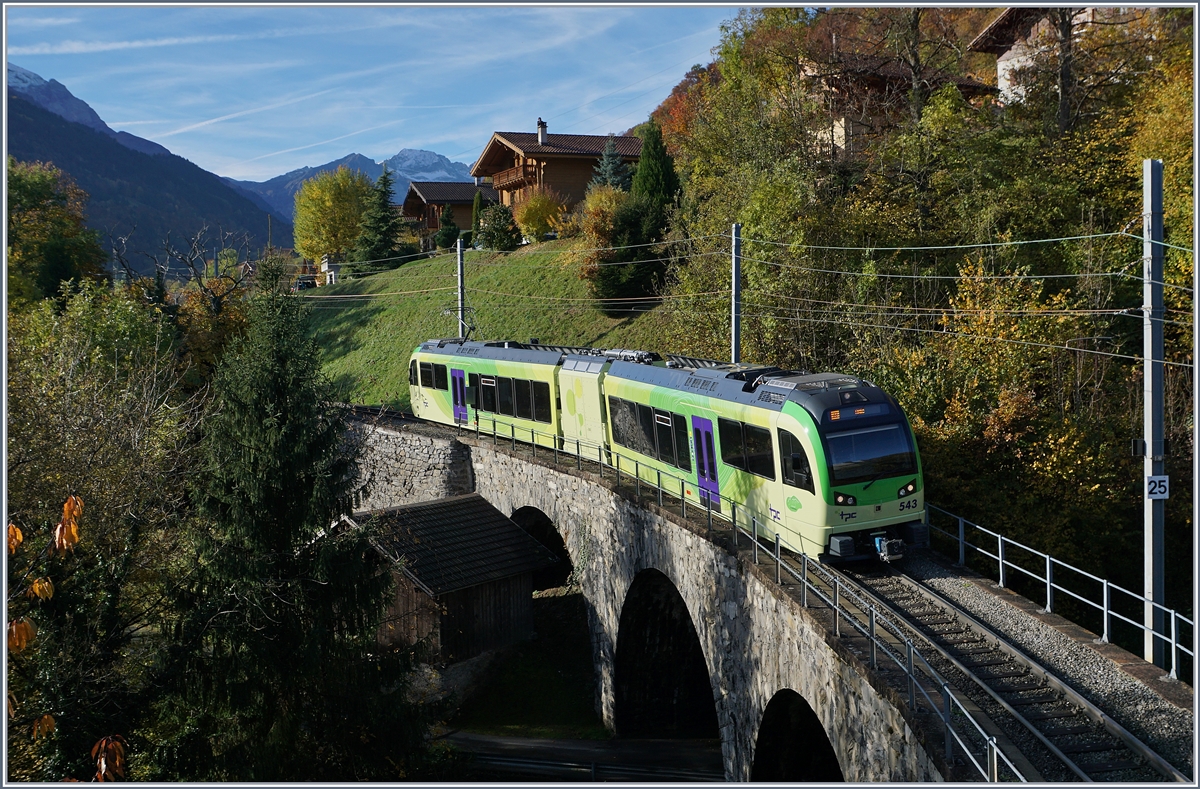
left=926, top=504, right=1194, bottom=681
left=492, top=163, right=538, bottom=190
left=469, top=415, right=1025, bottom=781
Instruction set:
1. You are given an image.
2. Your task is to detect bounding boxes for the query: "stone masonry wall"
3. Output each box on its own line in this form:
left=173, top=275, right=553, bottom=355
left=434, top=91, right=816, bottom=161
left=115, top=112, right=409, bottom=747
left=354, top=421, right=942, bottom=782
left=351, top=421, right=473, bottom=511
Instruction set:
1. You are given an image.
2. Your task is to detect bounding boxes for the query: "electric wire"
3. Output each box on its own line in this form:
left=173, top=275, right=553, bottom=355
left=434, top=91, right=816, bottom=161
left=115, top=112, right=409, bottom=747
left=734, top=230, right=1128, bottom=252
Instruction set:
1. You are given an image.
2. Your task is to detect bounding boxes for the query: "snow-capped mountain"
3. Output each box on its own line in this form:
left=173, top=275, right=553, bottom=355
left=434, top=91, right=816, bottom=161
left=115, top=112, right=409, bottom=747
left=227, top=150, right=473, bottom=221
left=7, top=62, right=170, bottom=157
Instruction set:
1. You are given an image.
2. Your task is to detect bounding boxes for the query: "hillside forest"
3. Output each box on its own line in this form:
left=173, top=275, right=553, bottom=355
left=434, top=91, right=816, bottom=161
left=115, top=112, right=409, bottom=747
left=634, top=8, right=1193, bottom=624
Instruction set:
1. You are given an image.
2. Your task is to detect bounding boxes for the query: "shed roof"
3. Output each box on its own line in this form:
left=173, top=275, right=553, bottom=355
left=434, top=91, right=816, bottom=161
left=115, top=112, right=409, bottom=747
left=367, top=494, right=558, bottom=596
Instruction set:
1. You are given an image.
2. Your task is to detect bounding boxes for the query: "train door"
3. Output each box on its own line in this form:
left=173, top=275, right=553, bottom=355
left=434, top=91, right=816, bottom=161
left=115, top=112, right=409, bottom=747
left=450, top=369, right=467, bottom=424
left=691, top=415, right=720, bottom=512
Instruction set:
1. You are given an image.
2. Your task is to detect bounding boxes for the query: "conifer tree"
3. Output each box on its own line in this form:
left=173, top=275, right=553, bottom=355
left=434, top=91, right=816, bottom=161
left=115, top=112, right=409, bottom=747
left=348, top=166, right=413, bottom=273
left=631, top=120, right=679, bottom=212
left=589, top=134, right=632, bottom=191
left=471, top=190, right=483, bottom=237
left=145, top=259, right=429, bottom=780
left=434, top=203, right=460, bottom=249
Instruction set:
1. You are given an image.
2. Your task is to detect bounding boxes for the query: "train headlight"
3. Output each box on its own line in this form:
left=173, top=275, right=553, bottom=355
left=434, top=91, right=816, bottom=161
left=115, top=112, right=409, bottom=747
left=834, top=493, right=857, bottom=506
left=897, top=480, right=917, bottom=499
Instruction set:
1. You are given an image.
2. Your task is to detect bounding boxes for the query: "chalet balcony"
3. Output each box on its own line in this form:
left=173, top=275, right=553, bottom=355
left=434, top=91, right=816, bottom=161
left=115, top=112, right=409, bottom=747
left=492, top=163, right=538, bottom=191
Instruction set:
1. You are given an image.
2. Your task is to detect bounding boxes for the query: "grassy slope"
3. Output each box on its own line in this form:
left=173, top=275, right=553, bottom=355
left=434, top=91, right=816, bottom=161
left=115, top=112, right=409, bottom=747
left=306, top=239, right=669, bottom=410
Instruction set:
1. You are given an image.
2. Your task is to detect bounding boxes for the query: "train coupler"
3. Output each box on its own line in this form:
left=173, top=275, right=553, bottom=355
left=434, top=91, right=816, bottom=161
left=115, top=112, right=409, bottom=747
left=875, top=536, right=905, bottom=563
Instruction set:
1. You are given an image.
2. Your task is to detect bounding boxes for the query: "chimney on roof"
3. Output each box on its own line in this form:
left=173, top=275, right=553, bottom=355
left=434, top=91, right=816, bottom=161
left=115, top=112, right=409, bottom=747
left=537, top=117, right=547, bottom=145
left=474, top=176, right=480, bottom=186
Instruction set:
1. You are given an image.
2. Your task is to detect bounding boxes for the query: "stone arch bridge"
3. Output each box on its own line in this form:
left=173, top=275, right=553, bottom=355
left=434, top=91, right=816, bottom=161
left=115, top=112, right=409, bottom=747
left=353, top=418, right=946, bottom=782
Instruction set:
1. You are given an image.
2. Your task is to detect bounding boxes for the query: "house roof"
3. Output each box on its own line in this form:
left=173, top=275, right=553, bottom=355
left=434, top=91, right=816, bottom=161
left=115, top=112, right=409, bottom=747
left=367, top=494, right=558, bottom=596
left=813, top=54, right=997, bottom=97
left=408, top=181, right=499, bottom=205
left=968, top=8, right=1050, bottom=55
left=471, top=131, right=642, bottom=176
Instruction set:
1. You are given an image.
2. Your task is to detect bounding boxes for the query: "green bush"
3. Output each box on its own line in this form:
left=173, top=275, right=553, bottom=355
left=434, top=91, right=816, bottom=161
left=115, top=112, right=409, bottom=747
left=476, top=204, right=522, bottom=251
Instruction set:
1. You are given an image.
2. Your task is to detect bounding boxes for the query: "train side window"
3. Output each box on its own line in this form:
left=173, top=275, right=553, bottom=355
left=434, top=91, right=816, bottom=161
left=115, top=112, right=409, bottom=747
left=609, top=397, right=635, bottom=450
left=778, top=428, right=814, bottom=492
left=694, top=427, right=705, bottom=476
left=481, top=376, right=497, bottom=412
left=672, top=413, right=691, bottom=472
left=468, top=373, right=480, bottom=406
left=532, top=381, right=552, bottom=423
left=636, top=403, right=657, bottom=458
left=419, top=362, right=434, bottom=389
left=718, top=418, right=746, bottom=470
left=409, top=360, right=418, bottom=386
left=654, top=410, right=676, bottom=466
left=497, top=377, right=514, bottom=416
left=744, top=424, right=775, bottom=480
left=514, top=379, right=533, bottom=420
left=433, top=364, right=448, bottom=391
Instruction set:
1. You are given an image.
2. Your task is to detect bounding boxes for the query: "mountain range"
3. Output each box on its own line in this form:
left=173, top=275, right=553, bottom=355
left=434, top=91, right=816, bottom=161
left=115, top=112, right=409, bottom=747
left=226, top=150, right=471, bottom=222
left=6, top=62, right=475, bottom=269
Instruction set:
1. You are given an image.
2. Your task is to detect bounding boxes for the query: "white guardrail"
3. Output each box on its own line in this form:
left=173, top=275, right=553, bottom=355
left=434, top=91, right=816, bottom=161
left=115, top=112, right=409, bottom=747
left=925, top=504, right=1194, bottom=681
left=470, top=415, right=1025, bottom=781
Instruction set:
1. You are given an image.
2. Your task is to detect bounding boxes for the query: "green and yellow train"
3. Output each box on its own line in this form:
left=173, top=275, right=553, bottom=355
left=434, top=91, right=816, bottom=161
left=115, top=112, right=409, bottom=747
left=409, top=339, right=926, bottom=562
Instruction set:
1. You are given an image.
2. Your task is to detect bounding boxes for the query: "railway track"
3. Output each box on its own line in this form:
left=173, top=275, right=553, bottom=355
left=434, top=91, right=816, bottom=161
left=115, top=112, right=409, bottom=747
left=826, top=561, right=1189, bottom=783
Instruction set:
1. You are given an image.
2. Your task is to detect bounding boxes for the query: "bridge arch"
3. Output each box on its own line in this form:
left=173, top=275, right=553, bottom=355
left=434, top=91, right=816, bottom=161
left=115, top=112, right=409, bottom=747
left=509, top=505, right=573, bottom=590
left=750, top=689, right=843, bottom=782
left=613, top=568, right=719, bottom=739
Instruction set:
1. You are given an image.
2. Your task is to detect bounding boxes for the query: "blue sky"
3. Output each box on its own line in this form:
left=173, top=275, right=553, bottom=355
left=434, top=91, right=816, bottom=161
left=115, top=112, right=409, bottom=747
left=5, top=5, right=740, bottom=181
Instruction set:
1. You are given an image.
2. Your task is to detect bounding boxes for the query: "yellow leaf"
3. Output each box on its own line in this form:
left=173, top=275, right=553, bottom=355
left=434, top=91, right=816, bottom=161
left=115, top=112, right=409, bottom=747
left=32, top=714, right=55, bottom=739
left=26, top=578, right=54, bottom=600
left=7, top=618, right=36, bottom=653
left=7, top=523, right=22, bottom=554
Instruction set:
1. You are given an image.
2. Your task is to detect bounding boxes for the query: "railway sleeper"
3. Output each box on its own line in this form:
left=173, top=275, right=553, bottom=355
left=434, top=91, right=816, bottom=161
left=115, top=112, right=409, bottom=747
left=1024, top=709, right=1079, bottom=721
left=1005, top=694, right=1059, bottom=706
left=1080, top=760, right=1141, bottom=774
left=1058, top=741, right=1125, bottom=755
left=1042, top=724, right=1091, bottom=737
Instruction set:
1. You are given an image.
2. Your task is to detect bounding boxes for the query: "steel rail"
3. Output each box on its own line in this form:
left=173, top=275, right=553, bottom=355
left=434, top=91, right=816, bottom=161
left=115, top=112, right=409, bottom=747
left=844, top=565, right=1189, bottom=783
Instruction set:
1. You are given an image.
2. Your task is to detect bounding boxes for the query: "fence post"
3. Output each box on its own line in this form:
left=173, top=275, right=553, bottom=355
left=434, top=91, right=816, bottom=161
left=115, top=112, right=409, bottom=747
left=635, top=460, right=640, bottom=499
left=942, top=683, right=953, bottom=762
left=753, top=517, right=759, bottom=564
left=707, top=495, right=713, bottom=535
left=775, top=532, right=781, bottom=584
left=681, top=479, right=686, bottom=518
left=1100, top=580, right=1110, bottom=643
left=1045, top=555, right=1054, bottom=614
left=998, top=536, right=1007, bottom=588
left=906, top=640, right=915, bottom=708
left=957, top=516, right=965, bottom=566
left=987, top=737, right=999, bottom=782
left=657, top=470, right=662, bottom=507
left=732, top=503, right=738, bottom=546
left=833, top=579, right=840, bottom=636
left=1169, top=611, right=1178, bottom=680
left=801, top=556, right=809, bottom=607
left=616, top=457, right=621, bottom=487
left=869, top=607, right=877, bottom=668
left=577, top=439, right=581, bottom=470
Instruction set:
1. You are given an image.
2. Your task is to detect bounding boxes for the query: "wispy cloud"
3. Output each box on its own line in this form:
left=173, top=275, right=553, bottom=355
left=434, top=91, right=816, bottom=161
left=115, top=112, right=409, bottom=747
left=8, top=16, right=80, bottom=27
left=157, top=89, right=334, bottom=138
left=239, top=120, right=406, bottom=163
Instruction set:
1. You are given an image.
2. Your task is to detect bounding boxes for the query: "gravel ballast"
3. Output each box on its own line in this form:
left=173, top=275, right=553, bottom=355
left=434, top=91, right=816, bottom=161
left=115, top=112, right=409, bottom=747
left=903, top=550, right=1194, bottom=779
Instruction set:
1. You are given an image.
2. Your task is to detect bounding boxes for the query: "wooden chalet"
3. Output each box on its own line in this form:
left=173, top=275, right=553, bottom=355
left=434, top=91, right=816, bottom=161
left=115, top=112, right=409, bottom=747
left=363, top=494, right=558, bottom=663
left=401, top=181, right=498, bottom=236
left=470, top=119, right=642, bottom=209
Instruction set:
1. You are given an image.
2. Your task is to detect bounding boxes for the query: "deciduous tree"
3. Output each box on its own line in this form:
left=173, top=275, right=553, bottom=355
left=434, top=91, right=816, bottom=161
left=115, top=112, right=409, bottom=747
left=293, top=166, right=373, bottom=266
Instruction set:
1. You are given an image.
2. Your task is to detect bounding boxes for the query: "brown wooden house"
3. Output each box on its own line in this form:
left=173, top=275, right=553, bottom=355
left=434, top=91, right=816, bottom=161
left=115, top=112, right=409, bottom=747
left=401, top=182, right=498, bottom=232
left=470, top=119, right=642, bottom=209
left=361, top=494, right=558, bottom=663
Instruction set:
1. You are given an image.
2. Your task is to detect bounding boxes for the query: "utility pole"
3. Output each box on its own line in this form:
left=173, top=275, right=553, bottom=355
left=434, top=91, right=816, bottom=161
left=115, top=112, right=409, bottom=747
left=731, top=222, right=742, bottom=364
left=1141, top=159, right=1166, bottom=668
left=456, top=237, right=466, bottom=338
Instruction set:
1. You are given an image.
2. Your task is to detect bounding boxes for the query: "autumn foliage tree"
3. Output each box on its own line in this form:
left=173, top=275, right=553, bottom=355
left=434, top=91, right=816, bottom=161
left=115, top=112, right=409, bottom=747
left=293, top=165, right=373, bottom=267
left=7, top=283, right=199, bottom=781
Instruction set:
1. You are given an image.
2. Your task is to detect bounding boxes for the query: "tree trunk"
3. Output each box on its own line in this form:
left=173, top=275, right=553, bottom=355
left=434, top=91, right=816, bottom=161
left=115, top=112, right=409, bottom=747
left=1055, top=9, right=1075, bottom=134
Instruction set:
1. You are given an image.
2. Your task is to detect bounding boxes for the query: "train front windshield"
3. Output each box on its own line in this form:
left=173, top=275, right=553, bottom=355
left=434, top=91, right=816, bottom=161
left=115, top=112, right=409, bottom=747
left=824, top=423, right=916, bottom=485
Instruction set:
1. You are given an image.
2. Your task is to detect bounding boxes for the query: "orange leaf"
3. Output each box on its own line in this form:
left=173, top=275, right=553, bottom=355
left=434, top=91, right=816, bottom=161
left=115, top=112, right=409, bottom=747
left=7, top=618, right=36, bottom=653
left=91, top=735, right=127, bottom=781
left=7, top=523, right=22, bottom=554
left=32, top=713, right=55, bottom=739
left=26, top=578, right=54, bottom=600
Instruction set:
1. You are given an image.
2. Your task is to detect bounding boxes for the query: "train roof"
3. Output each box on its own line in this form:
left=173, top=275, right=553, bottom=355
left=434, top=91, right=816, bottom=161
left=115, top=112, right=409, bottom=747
left=606, top=360, right=889, bottom=421
left=415, top=339, right=895, bottom=421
